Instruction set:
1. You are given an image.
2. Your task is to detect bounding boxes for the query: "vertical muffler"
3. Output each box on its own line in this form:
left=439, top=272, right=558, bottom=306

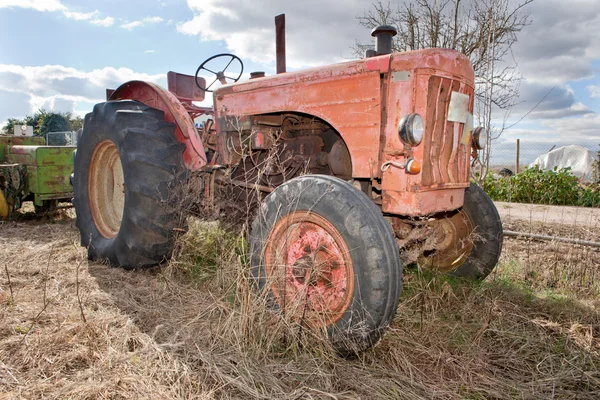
left=368, top=25, right=398, bottom=57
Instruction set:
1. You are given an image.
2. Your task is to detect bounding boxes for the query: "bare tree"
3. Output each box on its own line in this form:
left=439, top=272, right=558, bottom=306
left=356, top=0, right=533, bottom=181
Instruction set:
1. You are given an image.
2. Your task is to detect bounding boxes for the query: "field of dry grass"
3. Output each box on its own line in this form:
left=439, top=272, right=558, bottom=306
left=1, top=211, right=600, bottom=399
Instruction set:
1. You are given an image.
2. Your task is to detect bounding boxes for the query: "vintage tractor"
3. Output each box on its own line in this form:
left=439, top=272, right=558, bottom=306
left=0, top=126, right=75, bottom=218
left=72, top=16, right=502, bottom=353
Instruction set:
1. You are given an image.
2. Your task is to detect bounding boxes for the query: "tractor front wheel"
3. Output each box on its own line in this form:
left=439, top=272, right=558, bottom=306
left=250, top=175, right=402, bottom=355
left=420, top=183, right=503, bottom=279
left=72, top=100, right=187, bottom=268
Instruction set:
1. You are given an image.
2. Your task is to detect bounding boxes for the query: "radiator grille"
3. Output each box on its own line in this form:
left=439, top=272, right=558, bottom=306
left=421, top=76, right=473, bottom=187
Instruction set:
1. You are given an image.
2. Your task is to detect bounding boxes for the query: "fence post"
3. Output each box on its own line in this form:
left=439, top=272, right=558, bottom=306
left=516, top=139, right=520, bottom=174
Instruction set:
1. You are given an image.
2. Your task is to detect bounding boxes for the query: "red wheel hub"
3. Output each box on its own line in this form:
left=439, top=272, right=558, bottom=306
left=264, top=211, right=354, bottom=327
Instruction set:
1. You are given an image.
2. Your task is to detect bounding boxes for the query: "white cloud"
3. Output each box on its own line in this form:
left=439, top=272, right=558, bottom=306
left=514, top=0, right=600, bottom=85
left=144, top=50, right=156, bottom=53
left=62, top=9, right=115, bottom=27
left=62, top=9, right=98, bottom=21
left=90, top=16, right=114, bottom=27
left=587, top=85, right=600, bottom=99
left=177, top=0, right=368, bottom=68
left=0, top=0, right=65, bottom=12
left=121, top=16, right=164, bottom=30
left=0, top=1, right=116, bottom=28
left=0, top=64, right=166, bottom=125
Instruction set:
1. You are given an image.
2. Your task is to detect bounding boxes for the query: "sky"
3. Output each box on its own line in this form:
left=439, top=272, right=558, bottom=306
left=1, top=0, right=599, bottom=165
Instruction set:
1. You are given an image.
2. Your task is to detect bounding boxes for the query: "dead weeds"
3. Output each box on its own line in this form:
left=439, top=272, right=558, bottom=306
left=1, top=215, right=600, bottom=399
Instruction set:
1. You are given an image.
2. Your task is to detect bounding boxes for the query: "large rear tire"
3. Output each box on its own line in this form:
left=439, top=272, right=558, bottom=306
left=73, top=100, right=187, bottom=268
left=250, top=175, right=402, bottom=355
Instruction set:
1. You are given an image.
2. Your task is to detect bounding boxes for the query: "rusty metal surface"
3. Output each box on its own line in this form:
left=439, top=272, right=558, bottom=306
left=419, top=210, right=474, bottom=272
left=7, top=146, right=74, bottom=197
left=275, top=14, right=286, bottom=74
left=263, top=211, right=354, bottom=327
left=167, top=71, right=206, bottom=102
left=215, top=58, right=386, bottom=177
left=26, top=165, right=73, bottom=195
left=1, top=135, right=45, bottom=163
left=101, top=46, right=475, bottom=218
left=8, top=145, right=74, bottom=166
left=383, top=187, right=466, bottom=217
left=110, top=80, right=207, bottom=171
left=328, top=140, right=352, bottom=176
left=419, top=76, right=471, bottom=187
left=380, top=49, right=474, bottom=215
left=215, top=48, right=474, bottom=216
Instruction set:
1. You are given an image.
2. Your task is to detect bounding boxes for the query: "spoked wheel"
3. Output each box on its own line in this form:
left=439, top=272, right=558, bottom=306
left=419, top=183, right=503, bottom=279
left=72, top=100, right=187, bottom=268
left=250, top=175, right=402, bottom=355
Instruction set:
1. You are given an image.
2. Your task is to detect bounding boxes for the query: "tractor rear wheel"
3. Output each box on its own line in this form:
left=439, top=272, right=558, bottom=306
left=72, top=100, right=187, bottom=268
left=420, top=183, right=503, bottom=279
left=249, top=175, right=402, bottom=355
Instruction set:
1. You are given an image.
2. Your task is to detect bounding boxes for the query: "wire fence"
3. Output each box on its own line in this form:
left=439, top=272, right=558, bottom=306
left=46, top=131, right=78, bottom=146
left=485, top=139, right=600, bottom=291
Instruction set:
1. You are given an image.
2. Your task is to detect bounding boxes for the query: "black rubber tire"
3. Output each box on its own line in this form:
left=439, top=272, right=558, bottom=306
left=451, top=183, right=503, bottom=279
left=72, top=100, right=187, bottom=269
left=249, top=175, right=402, bottom=355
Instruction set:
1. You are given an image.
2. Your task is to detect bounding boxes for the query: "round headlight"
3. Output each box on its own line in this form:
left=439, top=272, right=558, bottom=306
left=398, top=113, right=424, bottom=146
left=472, top=126, right=487, bottom=150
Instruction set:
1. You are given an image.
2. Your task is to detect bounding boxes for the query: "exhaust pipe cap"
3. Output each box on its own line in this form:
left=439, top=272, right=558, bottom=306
left=371, top=25, right=398, bottom=37
left=371, top=25, right=398, bottom=56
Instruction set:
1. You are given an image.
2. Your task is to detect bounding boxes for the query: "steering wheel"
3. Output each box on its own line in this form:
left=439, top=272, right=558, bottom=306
left=195, top=53, right=244, bottom=92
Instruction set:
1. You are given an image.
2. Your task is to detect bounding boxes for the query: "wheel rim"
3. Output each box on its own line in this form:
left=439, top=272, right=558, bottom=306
left=420, top=210, right=474, bottom=273
left=264, top=211, right=354, bottom=328
left=0, top=190, right=9, bottom=219
left=88, top=140, right=124, bottom=239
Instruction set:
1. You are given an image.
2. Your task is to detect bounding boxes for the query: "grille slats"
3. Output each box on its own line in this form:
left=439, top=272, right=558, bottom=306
left=422, top=76, right=472, bottom=187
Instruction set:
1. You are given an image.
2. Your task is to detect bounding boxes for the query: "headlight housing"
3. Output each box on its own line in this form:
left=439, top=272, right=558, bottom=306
left=472, top=126, right=487, bottom=150
left=398, top=113, right=424, bottom=146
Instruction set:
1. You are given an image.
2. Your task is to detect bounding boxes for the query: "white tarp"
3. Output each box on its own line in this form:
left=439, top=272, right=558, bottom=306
left=529, top=145, right=598, bottom=182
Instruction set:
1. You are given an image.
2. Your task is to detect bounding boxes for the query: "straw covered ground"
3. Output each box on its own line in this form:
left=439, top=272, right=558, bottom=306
left=1, top=211, right=600, bottom=399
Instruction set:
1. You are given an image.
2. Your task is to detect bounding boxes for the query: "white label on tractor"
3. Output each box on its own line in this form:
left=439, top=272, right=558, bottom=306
left=14, top=125, right=33, bottom=136
left=447, top=92, right=470, bottom=123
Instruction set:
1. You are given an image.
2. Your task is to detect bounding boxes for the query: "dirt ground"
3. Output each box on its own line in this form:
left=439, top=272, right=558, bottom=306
left=1, top=210, right=600, bottom=399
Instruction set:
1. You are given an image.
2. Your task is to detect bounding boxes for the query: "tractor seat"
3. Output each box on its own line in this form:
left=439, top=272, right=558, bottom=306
left=167, top=71, right=206, bottom=102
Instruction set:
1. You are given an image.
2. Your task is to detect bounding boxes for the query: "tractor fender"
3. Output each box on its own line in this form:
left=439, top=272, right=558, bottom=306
left=110, top=80, right=207, bottom=171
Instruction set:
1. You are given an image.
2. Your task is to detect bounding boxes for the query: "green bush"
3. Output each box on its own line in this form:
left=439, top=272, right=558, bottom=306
left=484, top=165, right=600, bottom=207
left=592, top=145, right=600, bottom=187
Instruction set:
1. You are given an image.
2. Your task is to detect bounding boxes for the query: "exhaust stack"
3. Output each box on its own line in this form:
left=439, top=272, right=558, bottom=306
left=371, top=25, right=397, bottom=55
left=275, top=14, right=286, bottom=74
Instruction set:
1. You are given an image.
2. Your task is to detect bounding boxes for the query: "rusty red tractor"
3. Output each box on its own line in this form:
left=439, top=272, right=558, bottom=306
left=72, top=17, right=502, bottom=354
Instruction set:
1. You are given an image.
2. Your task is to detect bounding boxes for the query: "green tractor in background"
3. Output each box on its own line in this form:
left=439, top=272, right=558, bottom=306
left=0, top=125, right=76, bottom=218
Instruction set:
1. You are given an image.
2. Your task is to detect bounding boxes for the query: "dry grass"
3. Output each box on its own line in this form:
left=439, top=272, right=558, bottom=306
left=1, top=212, right=600, bottom=399
left=500, top=218, right=600, bottom=297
